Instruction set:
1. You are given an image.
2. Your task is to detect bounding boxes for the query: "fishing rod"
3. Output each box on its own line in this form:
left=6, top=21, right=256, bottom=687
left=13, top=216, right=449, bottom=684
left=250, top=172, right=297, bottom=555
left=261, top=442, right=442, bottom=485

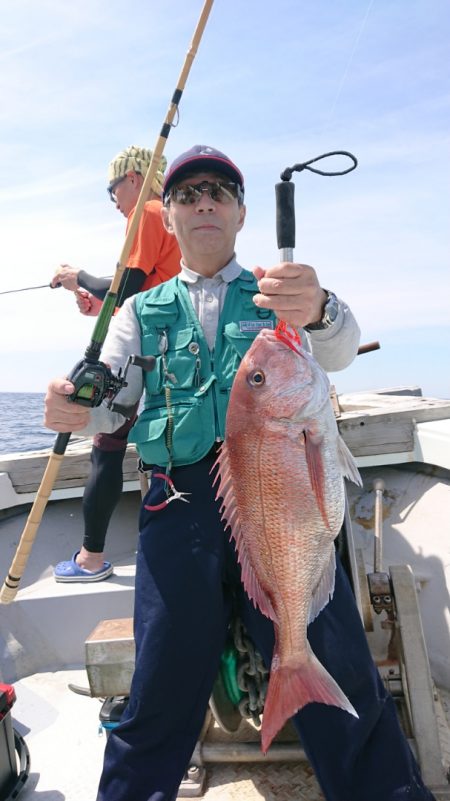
left=0, top=0, right=215, bottom=605
left=0, top=277, right=115, bottom=295
left=0, top=283, right=61, bottom=295
left=357, top=341, right=380, bottom=355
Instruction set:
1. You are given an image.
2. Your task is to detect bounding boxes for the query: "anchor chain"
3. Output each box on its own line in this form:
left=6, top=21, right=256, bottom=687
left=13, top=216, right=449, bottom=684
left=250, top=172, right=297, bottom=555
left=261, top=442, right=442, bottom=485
left=232, top=615, right=269, bottom=726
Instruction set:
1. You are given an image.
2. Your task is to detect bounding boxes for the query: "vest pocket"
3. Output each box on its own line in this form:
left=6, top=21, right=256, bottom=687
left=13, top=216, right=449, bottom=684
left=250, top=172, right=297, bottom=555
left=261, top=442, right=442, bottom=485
left=164, top=327, right=199, bottom=389
left=129, top=399, right=214, bottom=467
left=141, top=331, right=163, bottom=393
left=222, top=321, right=261, bottom=358
left=141, top=326, right=200, bottom=393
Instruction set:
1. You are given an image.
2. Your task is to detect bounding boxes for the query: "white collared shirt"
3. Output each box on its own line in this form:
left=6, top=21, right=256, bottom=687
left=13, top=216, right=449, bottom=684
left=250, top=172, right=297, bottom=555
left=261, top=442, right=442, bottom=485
left=180, top=256, right=241, bottom=349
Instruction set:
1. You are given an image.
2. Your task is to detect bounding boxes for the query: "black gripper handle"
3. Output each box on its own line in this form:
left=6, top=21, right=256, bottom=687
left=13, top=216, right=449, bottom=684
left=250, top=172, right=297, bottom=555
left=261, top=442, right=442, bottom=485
left=275, top=181, right=295, bottom=251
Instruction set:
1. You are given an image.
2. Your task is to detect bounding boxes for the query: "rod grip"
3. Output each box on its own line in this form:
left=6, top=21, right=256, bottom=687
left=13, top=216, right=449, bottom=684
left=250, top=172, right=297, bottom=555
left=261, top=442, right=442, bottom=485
left=275, top=181, right=295, bottom=250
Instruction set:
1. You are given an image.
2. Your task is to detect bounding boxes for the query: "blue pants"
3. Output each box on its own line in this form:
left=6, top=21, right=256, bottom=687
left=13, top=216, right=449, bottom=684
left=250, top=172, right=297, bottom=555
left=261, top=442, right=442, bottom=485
left=97, top=454, right=435, bottom=801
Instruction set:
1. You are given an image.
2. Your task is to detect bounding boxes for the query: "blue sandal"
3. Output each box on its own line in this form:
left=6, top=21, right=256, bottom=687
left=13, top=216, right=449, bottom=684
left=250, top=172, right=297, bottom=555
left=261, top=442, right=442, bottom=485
left=54, top=552, right=113, bottom=583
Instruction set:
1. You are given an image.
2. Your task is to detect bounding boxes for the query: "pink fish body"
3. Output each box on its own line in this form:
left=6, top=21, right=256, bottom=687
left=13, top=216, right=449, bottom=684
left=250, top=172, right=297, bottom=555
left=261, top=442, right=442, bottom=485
left=214, top=326, right=361, bottom=753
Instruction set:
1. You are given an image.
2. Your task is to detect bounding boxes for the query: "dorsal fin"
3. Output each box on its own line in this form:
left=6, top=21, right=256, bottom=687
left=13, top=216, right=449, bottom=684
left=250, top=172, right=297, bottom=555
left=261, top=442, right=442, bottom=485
left=212, top=444, right=278, bottom=622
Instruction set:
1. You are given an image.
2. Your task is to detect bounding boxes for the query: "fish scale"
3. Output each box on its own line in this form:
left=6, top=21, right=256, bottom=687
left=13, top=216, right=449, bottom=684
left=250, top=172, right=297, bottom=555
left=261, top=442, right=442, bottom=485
left=214, top=326, right=361, bottom=753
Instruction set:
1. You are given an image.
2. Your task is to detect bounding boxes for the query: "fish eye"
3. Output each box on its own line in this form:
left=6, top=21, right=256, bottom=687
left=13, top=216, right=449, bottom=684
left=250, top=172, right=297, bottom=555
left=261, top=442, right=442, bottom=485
left=247, top=369, right=265, bottom=387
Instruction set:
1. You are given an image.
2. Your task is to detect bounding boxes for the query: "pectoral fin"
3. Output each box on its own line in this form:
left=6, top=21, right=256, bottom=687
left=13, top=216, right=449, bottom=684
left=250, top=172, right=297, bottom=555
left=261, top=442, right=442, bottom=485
left=304, top=431, right=330, bottom=529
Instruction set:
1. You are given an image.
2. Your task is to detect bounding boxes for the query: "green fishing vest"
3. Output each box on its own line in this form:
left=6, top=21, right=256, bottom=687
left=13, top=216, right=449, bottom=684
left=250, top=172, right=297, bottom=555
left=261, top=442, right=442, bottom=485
left=128, top=271, right=276, bottom=467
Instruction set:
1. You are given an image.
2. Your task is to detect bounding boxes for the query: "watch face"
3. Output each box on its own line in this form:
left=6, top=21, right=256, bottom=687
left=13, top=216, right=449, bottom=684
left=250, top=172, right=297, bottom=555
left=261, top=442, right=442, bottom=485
left=304, top=290, right=339, bottom=330
left=325, top=292, right=339, bottom=324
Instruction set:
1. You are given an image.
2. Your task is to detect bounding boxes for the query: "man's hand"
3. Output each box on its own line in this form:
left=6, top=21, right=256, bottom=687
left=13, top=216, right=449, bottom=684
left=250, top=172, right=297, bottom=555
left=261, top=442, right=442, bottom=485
left=51, top=264, right=80, bottom=291
left=252, top=263, right=327, bottom=328
left=44, top=379, right=91, bottom=433
left=75, top=289, right=102, bottom=316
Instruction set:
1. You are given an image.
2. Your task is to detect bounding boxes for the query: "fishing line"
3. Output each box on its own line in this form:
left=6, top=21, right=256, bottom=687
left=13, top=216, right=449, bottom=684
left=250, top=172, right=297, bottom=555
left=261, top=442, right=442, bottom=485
left=0, top=283, right=61, bottom=295
left=321, top=0, right=375, bottom=133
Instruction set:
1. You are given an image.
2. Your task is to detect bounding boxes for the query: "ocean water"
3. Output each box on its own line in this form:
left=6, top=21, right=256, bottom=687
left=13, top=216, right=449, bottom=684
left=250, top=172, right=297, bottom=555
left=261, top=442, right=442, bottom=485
left=0, top=392, right=56, bottom=454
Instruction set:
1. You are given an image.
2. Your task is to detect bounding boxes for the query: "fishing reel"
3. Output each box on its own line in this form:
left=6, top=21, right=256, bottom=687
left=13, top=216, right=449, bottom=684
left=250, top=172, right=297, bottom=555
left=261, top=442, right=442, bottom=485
left=66, top=354, right=156, bottom=412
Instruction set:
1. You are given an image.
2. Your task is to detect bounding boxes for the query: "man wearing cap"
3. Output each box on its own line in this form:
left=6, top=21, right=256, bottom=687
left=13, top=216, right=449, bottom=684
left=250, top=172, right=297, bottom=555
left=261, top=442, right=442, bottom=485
left=44, top=145, right=435, bottom=801
left=51, top=145, right=181, bottom=582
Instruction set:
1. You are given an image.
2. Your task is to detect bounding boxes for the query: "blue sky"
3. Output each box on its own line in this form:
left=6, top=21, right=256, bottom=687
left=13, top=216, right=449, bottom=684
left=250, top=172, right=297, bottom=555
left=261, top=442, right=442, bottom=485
left=0, top=0, right=449, bottom=398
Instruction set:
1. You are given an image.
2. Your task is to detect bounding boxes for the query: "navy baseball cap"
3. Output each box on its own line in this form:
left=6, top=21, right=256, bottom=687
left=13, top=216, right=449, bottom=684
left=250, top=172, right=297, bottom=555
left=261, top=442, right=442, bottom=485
left=163, top=145, right=244, bottom=199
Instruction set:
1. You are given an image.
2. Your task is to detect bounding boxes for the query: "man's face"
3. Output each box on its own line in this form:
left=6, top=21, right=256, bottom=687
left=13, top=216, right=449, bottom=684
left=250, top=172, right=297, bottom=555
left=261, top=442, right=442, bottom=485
left=111, top=171, right=142, bottom=218
left=161, top=171, right=246, bottom=271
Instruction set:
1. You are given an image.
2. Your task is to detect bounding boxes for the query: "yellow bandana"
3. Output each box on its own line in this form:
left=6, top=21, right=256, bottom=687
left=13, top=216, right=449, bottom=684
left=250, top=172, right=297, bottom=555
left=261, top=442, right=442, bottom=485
left=108, top=145, right=167, bottom=195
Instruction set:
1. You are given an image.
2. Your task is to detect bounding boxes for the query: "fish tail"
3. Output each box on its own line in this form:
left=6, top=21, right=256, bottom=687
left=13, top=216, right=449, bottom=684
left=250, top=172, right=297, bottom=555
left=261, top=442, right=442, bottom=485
left=261, top=651, right=358, bottom=754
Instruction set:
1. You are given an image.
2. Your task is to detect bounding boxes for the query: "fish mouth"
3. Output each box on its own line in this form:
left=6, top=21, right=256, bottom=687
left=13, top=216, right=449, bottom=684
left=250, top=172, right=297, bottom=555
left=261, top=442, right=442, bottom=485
left=268, top=330, right=304, bottom=358
left=276, top=333, right=302, bottom=355
left=276, top=328, right=302, bottom=355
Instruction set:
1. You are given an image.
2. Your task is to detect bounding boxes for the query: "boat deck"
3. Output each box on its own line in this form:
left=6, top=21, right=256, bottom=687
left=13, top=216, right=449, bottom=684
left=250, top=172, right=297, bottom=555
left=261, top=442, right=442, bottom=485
left=2, top=481, right=449, bottom=800
left=0, top=492, right=138, bottom=681
left=11, top=668, right=450, bottom=801
left=1, top=388, right=450, bottom=799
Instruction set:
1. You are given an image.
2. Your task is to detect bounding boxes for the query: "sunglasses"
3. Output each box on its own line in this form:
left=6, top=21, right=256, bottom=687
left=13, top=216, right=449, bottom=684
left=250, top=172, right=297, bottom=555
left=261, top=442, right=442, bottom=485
left=167, top=179, right=243, bottom=206
left=107, top=176, right=126, bottom=203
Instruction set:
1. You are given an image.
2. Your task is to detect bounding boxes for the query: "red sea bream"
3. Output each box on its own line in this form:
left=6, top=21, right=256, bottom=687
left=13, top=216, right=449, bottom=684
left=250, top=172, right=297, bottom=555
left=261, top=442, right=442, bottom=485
left=214, top=324, right=362, bottom=753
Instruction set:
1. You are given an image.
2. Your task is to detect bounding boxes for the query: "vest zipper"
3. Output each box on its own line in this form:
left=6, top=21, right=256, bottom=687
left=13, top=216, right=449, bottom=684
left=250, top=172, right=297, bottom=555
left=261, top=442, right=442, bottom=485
left=210, top=348, right=221, bottom=441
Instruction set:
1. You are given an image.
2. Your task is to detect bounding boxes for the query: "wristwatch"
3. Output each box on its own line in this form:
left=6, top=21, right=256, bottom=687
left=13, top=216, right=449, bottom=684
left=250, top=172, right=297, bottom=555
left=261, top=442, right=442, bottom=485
left=305, top=290, right=339, bottom=331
